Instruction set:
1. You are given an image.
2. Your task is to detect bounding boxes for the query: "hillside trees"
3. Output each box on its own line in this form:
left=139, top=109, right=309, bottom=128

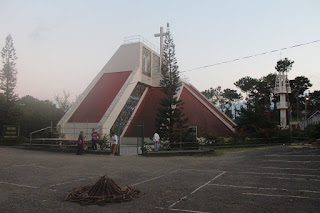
left=17, top=96, right=64, bottom=137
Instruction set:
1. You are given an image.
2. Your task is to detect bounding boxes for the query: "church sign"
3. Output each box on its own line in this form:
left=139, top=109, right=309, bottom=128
left=3, top=125, right=20, bottom=139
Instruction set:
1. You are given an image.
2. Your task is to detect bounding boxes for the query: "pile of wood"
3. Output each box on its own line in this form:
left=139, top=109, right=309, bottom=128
left=65, top=175, right=140, bottom=205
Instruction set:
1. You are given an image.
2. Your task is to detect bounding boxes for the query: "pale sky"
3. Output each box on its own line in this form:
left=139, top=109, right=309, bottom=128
left=0, top=0, right=319, bottom=102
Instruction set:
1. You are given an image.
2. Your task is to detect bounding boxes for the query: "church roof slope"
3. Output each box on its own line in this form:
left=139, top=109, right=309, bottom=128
left=179, top=86, right=235, bottom=137
left=68, top=71, right=131, bottom=123
left=124, top=84, right=236, bottom=138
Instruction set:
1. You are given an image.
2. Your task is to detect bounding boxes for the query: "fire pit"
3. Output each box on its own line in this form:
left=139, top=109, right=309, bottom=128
left=65, top=175, right=140, bottom=205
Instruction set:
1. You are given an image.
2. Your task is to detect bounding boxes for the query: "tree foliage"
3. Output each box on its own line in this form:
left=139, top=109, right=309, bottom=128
left=275, top=58, right=294, bottom=73
left=236, top=107, right=278, bottom=138
left=17, top=95, right=64, bottom=137
left=289, top=76, right=312, bottom=120
left=309, top=90, right=320, bottom=113
left=201, top=86, right=226, bottom=110
left=0, top=34, right=19, bottom=124
left=156, top=25, right=188, bottom=143
left=55, top=90, right=72, bottom=113
left=223, top=88, right=242, bottom=119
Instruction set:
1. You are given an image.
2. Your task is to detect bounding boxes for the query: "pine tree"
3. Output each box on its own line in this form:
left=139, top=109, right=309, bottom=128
left=0, top=34, right=18, bottom=123
left=156, top=25, right=187, bottom=143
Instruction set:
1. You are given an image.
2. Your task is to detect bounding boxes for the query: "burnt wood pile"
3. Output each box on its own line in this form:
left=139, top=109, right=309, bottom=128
left=65, top=175, right=140, bottom=205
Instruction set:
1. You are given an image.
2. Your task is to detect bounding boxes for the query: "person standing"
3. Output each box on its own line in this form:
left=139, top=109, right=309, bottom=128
left=153, top=132, right=160, bottom=152
left=91, top=129, right=99, bottom=151
left=77, top=131, right=84, bottom=155
left=110, top=132, right=118, bottom=155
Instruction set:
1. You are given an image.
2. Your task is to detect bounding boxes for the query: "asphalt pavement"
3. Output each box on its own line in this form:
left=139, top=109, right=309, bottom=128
left=0, top=145, right=319, bottom=212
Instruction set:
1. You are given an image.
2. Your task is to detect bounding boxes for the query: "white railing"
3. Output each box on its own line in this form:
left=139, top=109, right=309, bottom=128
left=274, top=87, right=291, bottom=94
left=30, top=122, right=53, bottom=141
left=123, top=35, right=160, bottom=53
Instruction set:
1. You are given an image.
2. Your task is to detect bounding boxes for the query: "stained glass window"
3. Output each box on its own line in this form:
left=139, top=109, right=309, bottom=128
left=111, top=83, right=147, bottom=136
left=142, top=47, right=151, bottom=77
left=152, top=54, right=160, bottom=73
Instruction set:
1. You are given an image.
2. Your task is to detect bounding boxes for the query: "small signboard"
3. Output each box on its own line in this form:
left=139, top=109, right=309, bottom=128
left=3, top=125, right=20, bottom=138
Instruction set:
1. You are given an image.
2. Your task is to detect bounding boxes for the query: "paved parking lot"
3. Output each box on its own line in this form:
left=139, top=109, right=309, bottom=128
left=0, top=145, right=319, bottom=212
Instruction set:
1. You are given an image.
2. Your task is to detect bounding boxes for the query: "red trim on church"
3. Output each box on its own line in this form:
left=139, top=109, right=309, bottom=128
left=68, top=71, right=131, bottom=123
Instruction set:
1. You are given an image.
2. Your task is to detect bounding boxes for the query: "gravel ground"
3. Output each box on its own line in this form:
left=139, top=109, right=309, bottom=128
left=0, top=145, right=319, bottom=213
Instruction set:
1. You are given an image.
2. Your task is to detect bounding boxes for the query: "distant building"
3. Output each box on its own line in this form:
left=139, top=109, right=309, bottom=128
left=299, top=110, right=320, bottom=130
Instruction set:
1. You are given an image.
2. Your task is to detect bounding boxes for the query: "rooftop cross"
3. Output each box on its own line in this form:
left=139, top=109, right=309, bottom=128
left=154, top=24, right=169, bottom=68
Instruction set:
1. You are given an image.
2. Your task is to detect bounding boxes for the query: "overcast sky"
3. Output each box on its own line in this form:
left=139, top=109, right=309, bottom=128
left=0, top=0, right=319, bottom=101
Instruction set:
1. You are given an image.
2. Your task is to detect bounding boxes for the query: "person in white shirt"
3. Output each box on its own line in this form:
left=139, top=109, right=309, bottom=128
left=153, top=132, right=160, bottom=152
left=111, top=132, right=118, bottom=155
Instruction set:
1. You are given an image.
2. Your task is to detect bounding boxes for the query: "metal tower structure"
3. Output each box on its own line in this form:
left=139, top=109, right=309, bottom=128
left=274, top=69, right=291, bottom=128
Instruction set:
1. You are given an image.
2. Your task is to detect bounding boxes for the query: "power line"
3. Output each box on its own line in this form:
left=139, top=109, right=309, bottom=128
left=122, top=39, right=320, bottom=87
left=180, top=39, right=320, bottom=73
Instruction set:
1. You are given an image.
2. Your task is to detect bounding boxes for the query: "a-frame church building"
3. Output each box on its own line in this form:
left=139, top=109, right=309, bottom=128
left=57, top=34, right=236, bottom=154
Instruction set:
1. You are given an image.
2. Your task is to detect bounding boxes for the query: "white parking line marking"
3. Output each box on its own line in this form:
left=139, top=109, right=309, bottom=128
left=267, top=176, right=320, bottom=182
left=208, top=183, right=320, bottom=194
left=131, top=169, right=180, bottom=186
left=264, top=160, right=320, bottom=163
left=49, top=176, right=97, bottom=188
left=155, top=207, right=210, bottom=213
left=208, top=184, right=282, bottom=191
left=0, top=181, right=39, bottom=189
left=265, top=154, right=320, bottom=157
left=169, top=208, right=211, bottom=213
left=3, top=164, right=53, bottom=170
left=179, top=169, right=224, bottom=172
left=242, top=192, right=320, bottom=200
left=169, top=171, right=226, bottom=209
left=235, top=171, right=319, bottom=178
left=262, top=167, right=319, bottom=171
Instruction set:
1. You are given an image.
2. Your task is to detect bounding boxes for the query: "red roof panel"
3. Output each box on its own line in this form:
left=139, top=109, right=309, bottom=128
left=124, top=85, right=234, bottom=138
left=68, top=71, right=131, bottom=123
left=184, top=83, right=235, bottom=128
left=180, top=87, right=234, bottom=137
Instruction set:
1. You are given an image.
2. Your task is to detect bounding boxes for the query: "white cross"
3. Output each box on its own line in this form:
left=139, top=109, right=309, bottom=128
left=154, top=25, right=169, bottom=68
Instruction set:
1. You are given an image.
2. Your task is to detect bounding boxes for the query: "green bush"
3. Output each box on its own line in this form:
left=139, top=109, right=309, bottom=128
left=306, top=123, right=320, bottom=139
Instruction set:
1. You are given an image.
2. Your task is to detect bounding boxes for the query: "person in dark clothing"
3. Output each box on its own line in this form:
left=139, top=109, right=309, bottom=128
left=91, top=129, right=99, bottom=151
left=77, top=131, right=85, bottom=155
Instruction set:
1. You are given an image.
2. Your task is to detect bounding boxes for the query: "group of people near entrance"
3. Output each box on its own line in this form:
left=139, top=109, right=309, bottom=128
left=76, top=129, right=118, bottom=156
left=76, top=130, right=161, bottom=155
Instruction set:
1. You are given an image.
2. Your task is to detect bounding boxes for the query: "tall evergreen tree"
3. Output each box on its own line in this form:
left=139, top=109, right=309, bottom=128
left=0, top=34, right=18, bottom=124
left=156, top=25, right=187, bottom=143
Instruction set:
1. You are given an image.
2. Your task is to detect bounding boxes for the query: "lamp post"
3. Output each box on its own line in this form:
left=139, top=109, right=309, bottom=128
left=304, top=96, right=310, bottom=130
left=305, top=96, right=310, bottom=121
